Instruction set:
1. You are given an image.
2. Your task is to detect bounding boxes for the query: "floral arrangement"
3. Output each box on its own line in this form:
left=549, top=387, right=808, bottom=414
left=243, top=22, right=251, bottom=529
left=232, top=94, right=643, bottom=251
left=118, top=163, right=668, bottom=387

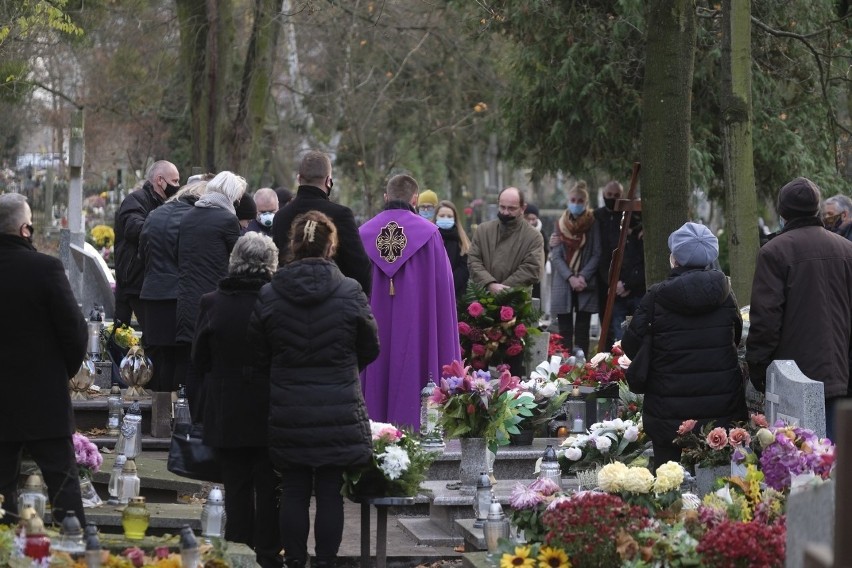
left=518, top=357, right=570, bottom=431
left=699, top=464, right=785, bottom=527
left=756, top=422, right=835, bottom=492
left=73, top=432, right=102, bottom=478
left=673, top=413, right=768, bottom=468
left=695, top=518, right=786, bottom=567
left=557, top=418, right=646, bottom=473
left=507, top=477, right=562, bottom=544
left=104, top=323, right=140, bottom=350
left=342, top=422, right=434, bottom=498
left=89, top=224, right=115, bottom=249
left=457, top=284, right=540, bottom=369
left=498, top=543, right=572, bottom=568
left=571, top=345, right=628, bottom=389
left=429, top=360, right=537, bottom=448
left=541, top=492, right=650, bottom=568
left=596, top=461, right=684, bottom=514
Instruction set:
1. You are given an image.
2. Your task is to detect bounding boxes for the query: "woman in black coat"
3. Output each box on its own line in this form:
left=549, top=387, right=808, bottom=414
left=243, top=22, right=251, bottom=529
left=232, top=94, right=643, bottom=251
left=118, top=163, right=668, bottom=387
left=139, top=181, right=207, bottom=392
left=248, top=210, right=379, bottom=568
left=192, top=232, right=281, bottom=568
left=434, top=200, right=470, bottom=299
left=622, top=222, right=746, bottom=470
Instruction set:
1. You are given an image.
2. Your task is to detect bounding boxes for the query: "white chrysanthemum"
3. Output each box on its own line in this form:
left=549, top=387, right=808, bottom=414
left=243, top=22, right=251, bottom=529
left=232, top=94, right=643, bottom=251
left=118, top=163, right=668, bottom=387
left=597, top=462, right=629, bottom=492
left=593, top=435, right=613, bottom=452
left=539, top=382, right=558, bottom=398
left=653, top=461, right=684, bottom=493
left=377, top=445, right=410, bottom=480
left=561, top=434, right=588, bottom=447
left=611, top=418, right=625, bottom=430
left=623, top=425, right=639, bottom=442
left=622, top=467, right=654, bottom=494
left=564, top=446, right=583, bottom=461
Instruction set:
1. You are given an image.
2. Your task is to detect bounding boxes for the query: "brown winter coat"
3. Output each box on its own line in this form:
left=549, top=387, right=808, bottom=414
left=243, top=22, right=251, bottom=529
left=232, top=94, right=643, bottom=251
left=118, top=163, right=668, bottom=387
left=746, top=217, right=852, bottom=398
left=468, top=217, right=544, bottom=289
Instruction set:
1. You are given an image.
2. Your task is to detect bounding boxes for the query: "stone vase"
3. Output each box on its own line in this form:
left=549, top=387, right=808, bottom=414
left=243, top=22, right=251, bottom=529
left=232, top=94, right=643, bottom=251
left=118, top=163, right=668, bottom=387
left=458, top=437, right=488, bottom=494
left=694, top=464, right=730, bottom=497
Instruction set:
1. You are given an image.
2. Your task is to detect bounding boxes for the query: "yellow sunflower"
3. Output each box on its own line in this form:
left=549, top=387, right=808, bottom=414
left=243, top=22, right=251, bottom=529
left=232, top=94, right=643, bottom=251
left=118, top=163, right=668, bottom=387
left=537, top=546, right=571, bottom=568
left=500, top=545, right=537, bottom=568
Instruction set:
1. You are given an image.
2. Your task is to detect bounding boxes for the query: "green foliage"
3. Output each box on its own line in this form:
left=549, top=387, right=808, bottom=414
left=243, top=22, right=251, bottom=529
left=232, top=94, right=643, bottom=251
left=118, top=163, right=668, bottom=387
left=0, top=0, right=82, bottom=48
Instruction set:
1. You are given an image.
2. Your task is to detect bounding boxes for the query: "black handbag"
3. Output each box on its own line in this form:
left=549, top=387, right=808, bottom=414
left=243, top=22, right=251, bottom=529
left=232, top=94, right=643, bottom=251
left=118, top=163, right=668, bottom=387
left=625, top=290, right=656, bottom=394
left=167, top=423, right=223, bottom=483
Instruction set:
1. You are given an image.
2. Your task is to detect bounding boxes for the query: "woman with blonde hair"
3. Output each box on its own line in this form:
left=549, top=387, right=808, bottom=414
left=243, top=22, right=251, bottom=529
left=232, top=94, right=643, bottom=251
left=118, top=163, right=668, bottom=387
left=249, top=210, right=379, bottom=568
left=550, top=180, right=601, bottom=355
left=434, top=199, right=470, bottom=298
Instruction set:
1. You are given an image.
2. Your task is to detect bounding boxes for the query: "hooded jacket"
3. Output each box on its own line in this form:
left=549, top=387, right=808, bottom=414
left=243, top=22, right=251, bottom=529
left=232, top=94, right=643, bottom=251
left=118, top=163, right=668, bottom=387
left=248, top=258, right=379, bottom=468
left=622, top=267, right=746, bottom=448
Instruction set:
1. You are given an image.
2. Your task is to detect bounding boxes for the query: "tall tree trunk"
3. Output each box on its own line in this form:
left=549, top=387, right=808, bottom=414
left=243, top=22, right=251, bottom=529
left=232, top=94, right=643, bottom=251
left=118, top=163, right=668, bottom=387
left=639, top=0, right=696, bottom=286
left=721, top=0, right=758, bottom=304
left=176, top=0, right=208, bottom=170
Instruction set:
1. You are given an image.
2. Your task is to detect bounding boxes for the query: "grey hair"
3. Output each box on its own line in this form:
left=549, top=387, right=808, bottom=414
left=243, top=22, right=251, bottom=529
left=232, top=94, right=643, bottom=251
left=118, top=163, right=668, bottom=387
left=146, top=160, right=175, bottom=183
left=168, top=180, right=209, bottom=203
left=207, top=171, right=247, bottom=203
left=253, top=187, right=278, bottom=209
left=228, top=232, right=279, bottom=278
left=0, top=193, right=29, bottom=235
left=824, top=194, right=852, bottom=214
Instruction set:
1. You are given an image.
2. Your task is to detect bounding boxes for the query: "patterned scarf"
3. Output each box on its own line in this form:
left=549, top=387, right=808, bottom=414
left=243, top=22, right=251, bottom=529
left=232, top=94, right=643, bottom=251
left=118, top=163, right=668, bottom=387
left=556, top=209, right=595, bottom=274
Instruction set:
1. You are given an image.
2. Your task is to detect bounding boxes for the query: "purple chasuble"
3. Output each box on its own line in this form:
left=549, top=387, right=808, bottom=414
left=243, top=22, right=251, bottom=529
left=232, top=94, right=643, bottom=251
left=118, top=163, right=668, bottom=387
left=359, top=209, right=461, bottom=429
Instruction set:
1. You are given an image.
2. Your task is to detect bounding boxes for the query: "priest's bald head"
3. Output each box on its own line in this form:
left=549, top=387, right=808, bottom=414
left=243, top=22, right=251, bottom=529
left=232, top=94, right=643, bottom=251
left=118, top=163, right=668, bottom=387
left=384, top=174, right=420, bottom=207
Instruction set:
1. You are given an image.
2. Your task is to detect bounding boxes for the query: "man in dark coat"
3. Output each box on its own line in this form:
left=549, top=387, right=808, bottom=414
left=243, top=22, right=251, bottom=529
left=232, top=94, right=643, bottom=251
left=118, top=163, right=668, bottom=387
left=245, top=187, right=279, bottom=236
left=113, top=160, right=180, bottom=325
left=272, top=150, right=371, bottom=295
left=0, top=193, right=88, bottom=523
left=623, top=222, right=745, bottom=470
left=747, top=178, right=852, bottom=441
left=594, top=180, right=624, bottom=350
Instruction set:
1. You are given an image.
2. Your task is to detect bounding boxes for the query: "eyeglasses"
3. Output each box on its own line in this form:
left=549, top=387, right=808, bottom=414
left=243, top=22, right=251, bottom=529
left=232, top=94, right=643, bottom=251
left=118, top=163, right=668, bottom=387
left=418, top=204, right=435, bottom=212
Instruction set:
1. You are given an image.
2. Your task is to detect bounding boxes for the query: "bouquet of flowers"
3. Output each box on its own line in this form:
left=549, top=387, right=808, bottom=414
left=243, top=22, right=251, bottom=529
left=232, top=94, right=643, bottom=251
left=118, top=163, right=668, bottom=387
left=518, top=356, right=570, bottom=430
left=103, top=322, right=140, bottom=350
left=755, top=421, right=835, bottom=492
left=73, top=432, right=102, bottom=478
left=342, top=422, right=435, bottom=498
left=596, top=461, right=685, bottom=514
left=457, top=284, right=540, bottom=369
left=429, top=360, right=538, bottom=448
left=673, top=413, right=768, bottom=468
left=89, top=224, right=115, bottom=249
left=506, top=477, right=563, bottom=543
left=698, top=464, right=786, bottom=527
left=569, top=344, right=629, bottom=389
left=557, top=417, right=647, bottom=473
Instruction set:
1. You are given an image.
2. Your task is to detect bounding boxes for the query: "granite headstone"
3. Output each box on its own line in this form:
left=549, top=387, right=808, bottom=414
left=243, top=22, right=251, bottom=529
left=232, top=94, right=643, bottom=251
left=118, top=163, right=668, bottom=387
left=764, top=360, right=826, bottom=438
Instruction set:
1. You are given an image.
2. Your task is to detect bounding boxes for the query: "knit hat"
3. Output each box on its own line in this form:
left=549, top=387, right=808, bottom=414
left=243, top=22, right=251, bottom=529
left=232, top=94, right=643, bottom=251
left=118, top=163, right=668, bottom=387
left=525, top=203, right=540, bottom=217
left=777, top=177, right=820, bottom=219
left=668, top=222, right=718, bottom=268
left=417, top=190, right=439, bottom=208
left=235, top=195, right=257, bottom=221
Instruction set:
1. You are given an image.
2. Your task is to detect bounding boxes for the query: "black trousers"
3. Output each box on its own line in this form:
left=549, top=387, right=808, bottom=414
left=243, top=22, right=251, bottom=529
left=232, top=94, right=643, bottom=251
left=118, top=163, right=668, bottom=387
left=219, top=447, right=282, bottom=568
left=557, top=309, right=592, bottom=356
left=0, top=437, right=85, bottom=524
left=278, top=465, right=345, bottom=564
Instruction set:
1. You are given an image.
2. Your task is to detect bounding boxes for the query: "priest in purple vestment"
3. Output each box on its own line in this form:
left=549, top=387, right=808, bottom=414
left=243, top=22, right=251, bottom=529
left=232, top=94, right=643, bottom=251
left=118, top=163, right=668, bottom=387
left=359, top=174, right=461, bottom=429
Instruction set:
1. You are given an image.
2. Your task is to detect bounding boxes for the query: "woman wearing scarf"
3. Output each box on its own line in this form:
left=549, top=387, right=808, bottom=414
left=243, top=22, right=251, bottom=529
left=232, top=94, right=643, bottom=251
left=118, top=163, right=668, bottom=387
left=550, top=180, right=601, bottom=355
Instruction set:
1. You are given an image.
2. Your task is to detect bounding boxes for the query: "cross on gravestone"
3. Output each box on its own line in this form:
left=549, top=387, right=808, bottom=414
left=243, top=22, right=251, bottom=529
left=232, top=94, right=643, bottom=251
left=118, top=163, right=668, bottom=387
left=764, top=360, right=826, bottom=438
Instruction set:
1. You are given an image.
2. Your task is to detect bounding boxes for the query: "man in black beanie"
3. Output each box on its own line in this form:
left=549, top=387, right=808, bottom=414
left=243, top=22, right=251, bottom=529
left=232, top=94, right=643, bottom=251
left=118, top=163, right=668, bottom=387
left=746, top=177, right=852, bottom=441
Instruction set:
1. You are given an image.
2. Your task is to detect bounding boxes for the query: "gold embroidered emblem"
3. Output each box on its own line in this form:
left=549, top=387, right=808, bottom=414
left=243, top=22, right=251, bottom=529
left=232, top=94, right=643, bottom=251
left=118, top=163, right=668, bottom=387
left=376, top=221, right=407, bottom=263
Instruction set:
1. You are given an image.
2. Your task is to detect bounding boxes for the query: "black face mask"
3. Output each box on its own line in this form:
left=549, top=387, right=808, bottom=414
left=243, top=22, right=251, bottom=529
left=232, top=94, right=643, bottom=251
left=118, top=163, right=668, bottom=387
left=604, top=197, right=617, bottom=211
left=497, top=212, right=516, bottom=225
left=164, top=182, right=180, bottom=198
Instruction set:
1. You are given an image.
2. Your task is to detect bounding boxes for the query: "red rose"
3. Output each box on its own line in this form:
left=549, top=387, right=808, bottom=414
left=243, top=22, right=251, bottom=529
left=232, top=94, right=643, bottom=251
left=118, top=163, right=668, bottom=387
left=471, top=343, right=486, bottom=356
left=486, top=328, right=503, bottom=341
left=751, top=413, right=769, bottom=428
left=499, top=306, right=514, bottom=321
left=611, top=343, right=624, bottom=357
left=506, top=342, right=523, bottom=356
left=514, top=324, right=527, bottom=338
left=677, top=419, right=697, bottom=435
left=467, top=302, right=485, bottom=317
left=558, top=363, right=573, bottom=375
left=458, top=322, right=472, bottom=336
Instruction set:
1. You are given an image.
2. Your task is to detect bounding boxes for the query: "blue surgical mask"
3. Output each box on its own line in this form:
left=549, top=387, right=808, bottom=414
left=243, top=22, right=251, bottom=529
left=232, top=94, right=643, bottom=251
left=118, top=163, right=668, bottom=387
left=568, top=203, right=585, bottom=217
left=258, top=212, right=275, bottom=228
left=436, top=217, right=455, bottom=230
left=419, top=210, right=435, bottom=221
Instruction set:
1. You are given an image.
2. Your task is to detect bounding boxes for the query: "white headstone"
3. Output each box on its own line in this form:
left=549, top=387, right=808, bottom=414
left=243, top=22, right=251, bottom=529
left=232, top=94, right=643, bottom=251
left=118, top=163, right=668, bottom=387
left=525, top=331, right=550, bottom=375
left=785, top=479, right=835, bottom=568
left=764, top=360, right=826, bottom=438
left=69, top=241, right=116, bottom=319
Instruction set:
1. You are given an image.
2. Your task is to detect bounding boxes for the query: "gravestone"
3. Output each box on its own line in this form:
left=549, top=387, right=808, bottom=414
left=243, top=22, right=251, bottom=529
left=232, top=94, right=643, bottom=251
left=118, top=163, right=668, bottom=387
left=68, top=241, right=115, bottom=319
left=524, top=331, right=550, bottom=373
left=764, top=360, right=825, bottom=438
left=786, top=479, right=835, bottom=568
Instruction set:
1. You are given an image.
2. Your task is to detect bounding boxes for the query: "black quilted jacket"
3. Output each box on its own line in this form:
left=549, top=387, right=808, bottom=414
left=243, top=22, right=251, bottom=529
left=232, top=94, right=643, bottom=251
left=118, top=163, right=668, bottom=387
left=247, top=258, right=379, bottom=468
left=622, top=266, right=747, bottom=449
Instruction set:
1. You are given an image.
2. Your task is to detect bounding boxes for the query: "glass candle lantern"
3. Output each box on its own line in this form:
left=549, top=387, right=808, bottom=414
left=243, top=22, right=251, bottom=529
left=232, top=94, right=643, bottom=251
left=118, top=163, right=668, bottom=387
left=107, top=383, right=123, bottom=436
left=483, top=499, right=511, bottom=554
left=201, top=486, right=226, bottom=540
left=539, top=444, right=562, bottom=485
left=18, top=473, right=48, bottom=519
left=419, top=375, right=444, bottom=449
left=23, top=510, right=51, bottom=561
left=118, top=458, right=140, bottom=505
left=180, top=525, right=200, bottom=568
left=58, top=510, right=85, bottom=553
left=85, top=533, right=102, bottom=568
left=122, top=497, right=150, bottom=540
left=566, top=388, right=586, bottom=433
left=115, top=401, right=142, bottom=459
left=473, top=472, right=492, bottom=528
left=173, top=384, right=191, bottom=435
left=108, top=454, right=127, bottom=504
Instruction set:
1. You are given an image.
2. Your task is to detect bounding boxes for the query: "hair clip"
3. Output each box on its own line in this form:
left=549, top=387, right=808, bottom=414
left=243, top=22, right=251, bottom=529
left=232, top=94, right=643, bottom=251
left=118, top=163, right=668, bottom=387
left=304, top=219, right=317, bottom=243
